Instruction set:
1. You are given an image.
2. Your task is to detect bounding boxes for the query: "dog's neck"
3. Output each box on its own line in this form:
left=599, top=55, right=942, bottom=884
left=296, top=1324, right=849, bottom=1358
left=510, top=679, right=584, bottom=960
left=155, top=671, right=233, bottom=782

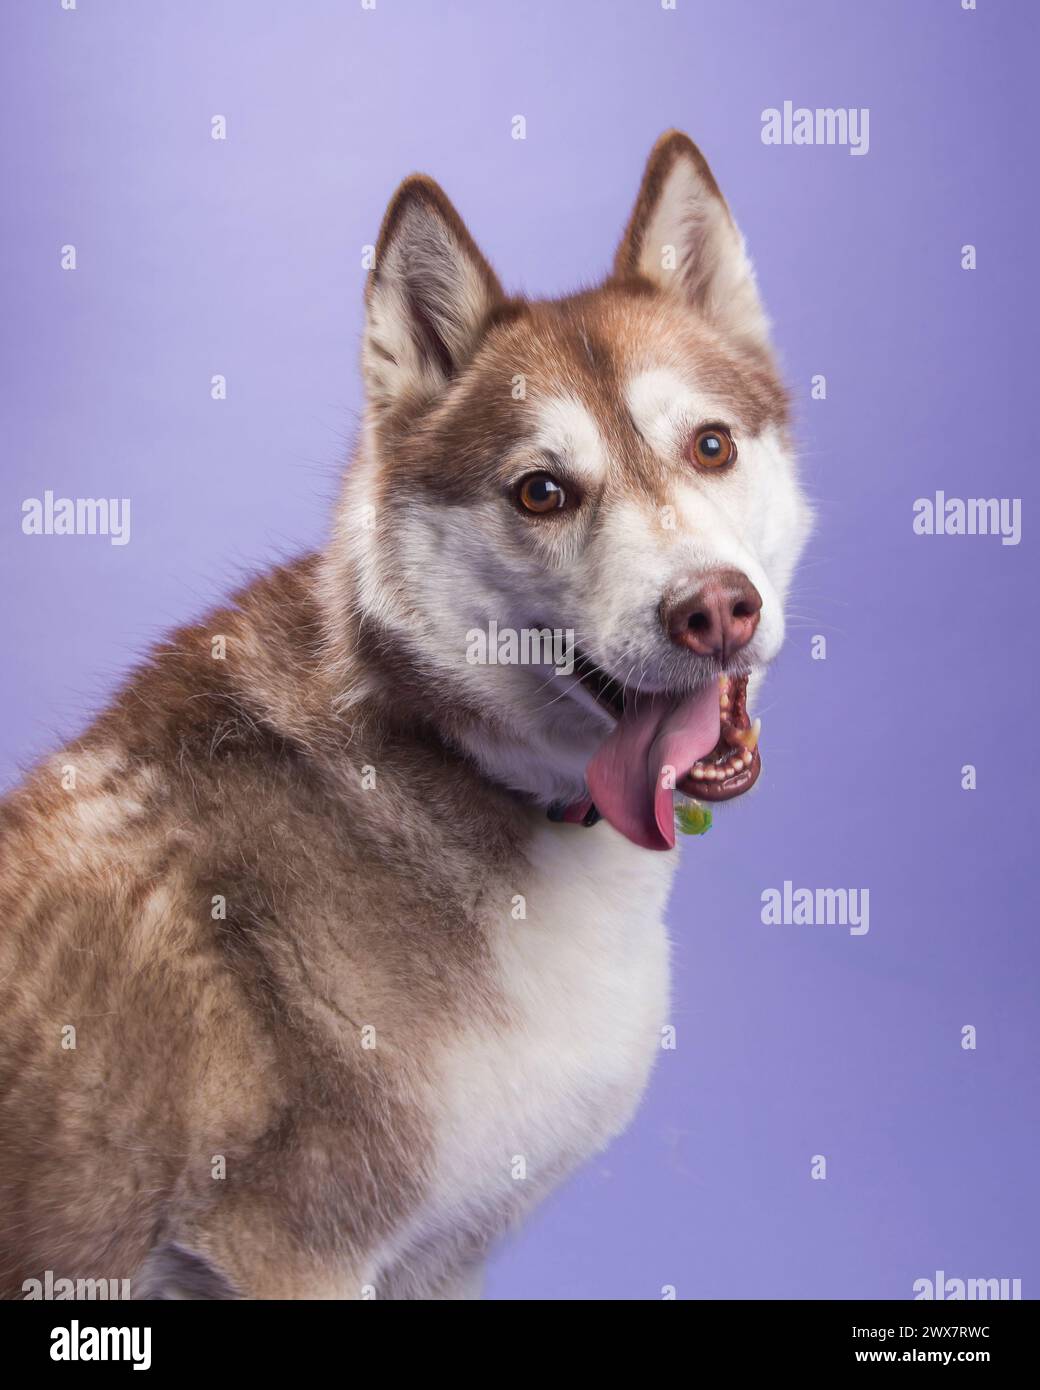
left=309, top=550, right=593, bottom=812
left=338, top=605, right=595, bottom=811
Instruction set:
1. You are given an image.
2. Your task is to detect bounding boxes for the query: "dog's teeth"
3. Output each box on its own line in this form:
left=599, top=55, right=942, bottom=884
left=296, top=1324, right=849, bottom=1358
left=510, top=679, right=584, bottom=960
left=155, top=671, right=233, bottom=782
left=692, top=765, right=705, bottom=780
left=742, top=750, right=753, bottom=767
left=729, top=717, right=761, bottom=751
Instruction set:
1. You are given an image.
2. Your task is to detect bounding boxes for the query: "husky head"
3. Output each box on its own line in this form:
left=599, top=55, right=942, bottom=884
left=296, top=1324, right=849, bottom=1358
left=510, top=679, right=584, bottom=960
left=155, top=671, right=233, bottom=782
left=330, top=132, right=812, bottom=850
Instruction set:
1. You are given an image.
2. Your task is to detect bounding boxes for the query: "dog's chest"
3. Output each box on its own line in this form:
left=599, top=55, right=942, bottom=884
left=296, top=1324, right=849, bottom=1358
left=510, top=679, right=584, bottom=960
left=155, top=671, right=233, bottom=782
left=422, top=820, right=674, bottom=1237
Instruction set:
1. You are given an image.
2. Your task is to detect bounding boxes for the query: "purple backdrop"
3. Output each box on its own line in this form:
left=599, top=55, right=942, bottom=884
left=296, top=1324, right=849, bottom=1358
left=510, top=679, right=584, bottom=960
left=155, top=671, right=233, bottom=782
left=2, top=0, right=1037, bottom=1300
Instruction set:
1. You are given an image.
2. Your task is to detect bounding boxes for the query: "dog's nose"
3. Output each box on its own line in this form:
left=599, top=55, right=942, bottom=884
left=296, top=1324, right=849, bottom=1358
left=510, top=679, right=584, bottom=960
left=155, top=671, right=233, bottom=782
left=663, top=569, right=762, bottom=662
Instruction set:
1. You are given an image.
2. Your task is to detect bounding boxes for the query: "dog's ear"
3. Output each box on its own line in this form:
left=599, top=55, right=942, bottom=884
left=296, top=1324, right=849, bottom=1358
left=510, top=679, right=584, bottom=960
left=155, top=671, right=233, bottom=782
left=612, top=131, right=770, bottom=349
left=363, top=176, right=504, bottom=420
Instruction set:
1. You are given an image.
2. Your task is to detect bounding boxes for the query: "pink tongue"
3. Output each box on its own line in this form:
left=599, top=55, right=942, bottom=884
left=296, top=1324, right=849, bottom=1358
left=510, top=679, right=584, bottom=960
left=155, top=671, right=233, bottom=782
left=585, top=685, right=721, bottom=851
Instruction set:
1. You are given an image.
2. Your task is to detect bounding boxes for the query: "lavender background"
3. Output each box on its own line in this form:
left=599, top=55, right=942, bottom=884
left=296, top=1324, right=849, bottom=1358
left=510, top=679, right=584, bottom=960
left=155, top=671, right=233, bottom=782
left=2, top=0, right=1037, bottom=1300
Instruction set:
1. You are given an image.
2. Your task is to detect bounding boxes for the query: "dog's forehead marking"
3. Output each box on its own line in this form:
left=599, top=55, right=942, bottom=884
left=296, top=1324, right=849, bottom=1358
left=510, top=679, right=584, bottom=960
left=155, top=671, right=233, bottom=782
left=626, top=365, right=742, bottom=459
left=625, top=368, right=692, bottom=457
left=530, top=392, right=607, bottom=481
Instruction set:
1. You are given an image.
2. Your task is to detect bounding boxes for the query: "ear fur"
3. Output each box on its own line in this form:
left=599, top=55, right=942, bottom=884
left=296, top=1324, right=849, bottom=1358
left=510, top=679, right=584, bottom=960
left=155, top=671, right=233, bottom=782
left=363, top=176, right=504, bottom=419
left=613, top=131, right=771, bottom=348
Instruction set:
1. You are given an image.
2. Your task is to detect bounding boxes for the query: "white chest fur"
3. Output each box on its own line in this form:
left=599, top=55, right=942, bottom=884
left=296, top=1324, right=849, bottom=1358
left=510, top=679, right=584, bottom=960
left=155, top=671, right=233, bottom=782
left=417, top=819, right=675, bottom=1249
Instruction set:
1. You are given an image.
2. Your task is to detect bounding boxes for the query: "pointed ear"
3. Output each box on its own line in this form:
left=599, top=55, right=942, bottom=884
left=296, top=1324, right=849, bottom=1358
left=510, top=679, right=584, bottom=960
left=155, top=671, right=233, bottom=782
left=612, top=131, right=771, bottom=349
left=363, top=176, right=504, bottom=419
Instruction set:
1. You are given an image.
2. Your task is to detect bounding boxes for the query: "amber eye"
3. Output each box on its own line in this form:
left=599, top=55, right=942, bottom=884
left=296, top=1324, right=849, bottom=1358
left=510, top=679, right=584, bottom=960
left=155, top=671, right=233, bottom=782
left=690, top=425, right=736, bottom=470
left=517, top=473, right=567, bottom=514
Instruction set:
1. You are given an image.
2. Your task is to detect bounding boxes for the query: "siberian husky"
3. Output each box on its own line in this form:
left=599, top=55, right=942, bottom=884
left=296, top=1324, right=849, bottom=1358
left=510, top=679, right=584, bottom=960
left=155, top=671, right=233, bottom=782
left=0, top=132, right=811, bottom=1299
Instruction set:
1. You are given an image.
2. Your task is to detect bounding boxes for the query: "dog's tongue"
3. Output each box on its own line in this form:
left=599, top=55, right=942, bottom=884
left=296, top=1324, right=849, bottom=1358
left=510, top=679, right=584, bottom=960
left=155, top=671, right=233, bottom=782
left=586, top=686, right=720, bottom=851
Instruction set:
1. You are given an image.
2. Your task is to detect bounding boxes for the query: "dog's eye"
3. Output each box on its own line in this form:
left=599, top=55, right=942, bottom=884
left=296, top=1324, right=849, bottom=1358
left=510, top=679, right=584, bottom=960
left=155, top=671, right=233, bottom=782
left=517, top=473, right=567, bottom=514
left=689, top=425, right=736, bottom=470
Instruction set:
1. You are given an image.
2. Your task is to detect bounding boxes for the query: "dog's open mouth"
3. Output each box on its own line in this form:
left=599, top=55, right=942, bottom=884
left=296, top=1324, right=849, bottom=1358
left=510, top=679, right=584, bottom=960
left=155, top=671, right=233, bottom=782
left=677, top=675, right=761, bottom=803
left=574, top=653, right=763, bottom=851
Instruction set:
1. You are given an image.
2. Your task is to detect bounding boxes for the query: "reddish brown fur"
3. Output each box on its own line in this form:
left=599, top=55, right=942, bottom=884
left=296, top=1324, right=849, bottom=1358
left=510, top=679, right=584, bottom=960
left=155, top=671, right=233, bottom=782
left=0, top=558, right=524, bottom=1298
left=0, top=131, right=792, bottom=1299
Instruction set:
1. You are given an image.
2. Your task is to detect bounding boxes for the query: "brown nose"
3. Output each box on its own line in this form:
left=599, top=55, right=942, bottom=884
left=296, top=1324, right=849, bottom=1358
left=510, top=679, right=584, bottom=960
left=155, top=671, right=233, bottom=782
left=664, top=569, right=763, bottom=662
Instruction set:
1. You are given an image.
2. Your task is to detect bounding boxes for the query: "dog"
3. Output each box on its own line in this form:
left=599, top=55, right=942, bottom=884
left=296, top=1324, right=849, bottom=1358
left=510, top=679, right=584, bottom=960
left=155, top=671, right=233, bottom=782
left=0, top=132, right=811, bottom=1299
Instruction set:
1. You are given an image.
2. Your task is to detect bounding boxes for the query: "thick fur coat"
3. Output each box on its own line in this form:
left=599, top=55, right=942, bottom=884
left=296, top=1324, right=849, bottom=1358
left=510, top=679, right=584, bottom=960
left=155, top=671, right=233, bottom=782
left=0, top=133, right=810, bottom=1299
